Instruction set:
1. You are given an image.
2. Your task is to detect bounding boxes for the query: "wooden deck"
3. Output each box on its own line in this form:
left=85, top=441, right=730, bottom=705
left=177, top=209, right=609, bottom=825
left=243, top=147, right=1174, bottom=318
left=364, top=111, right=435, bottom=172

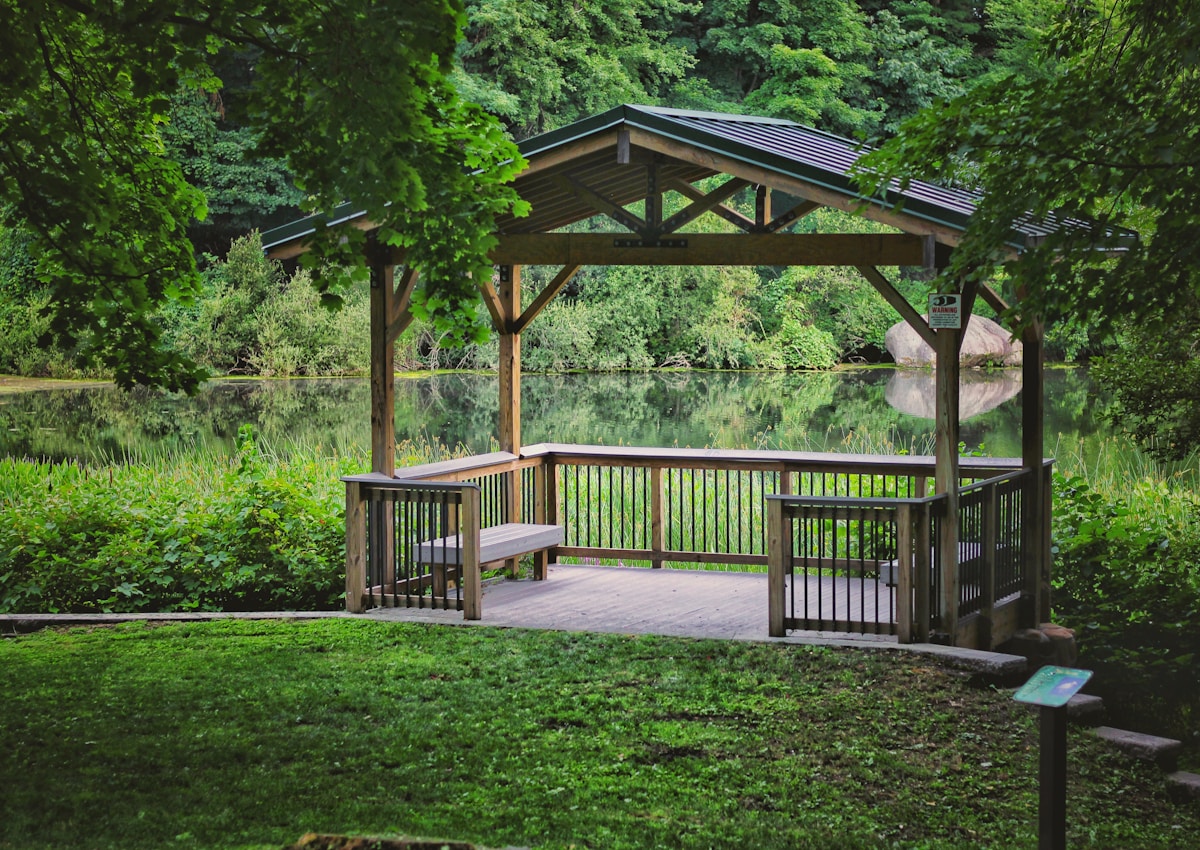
left=364, top=564, right=899, bottom=643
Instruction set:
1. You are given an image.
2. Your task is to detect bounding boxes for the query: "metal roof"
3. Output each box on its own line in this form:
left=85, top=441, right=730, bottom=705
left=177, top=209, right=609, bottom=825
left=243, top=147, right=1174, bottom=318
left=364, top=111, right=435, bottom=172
left=261, top=103, right=1126, bottom=255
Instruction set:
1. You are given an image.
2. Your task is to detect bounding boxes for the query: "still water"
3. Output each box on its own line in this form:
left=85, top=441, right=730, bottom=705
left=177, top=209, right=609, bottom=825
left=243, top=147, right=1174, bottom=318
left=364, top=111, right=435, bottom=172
left=0, top=367, right=1103, bottom=463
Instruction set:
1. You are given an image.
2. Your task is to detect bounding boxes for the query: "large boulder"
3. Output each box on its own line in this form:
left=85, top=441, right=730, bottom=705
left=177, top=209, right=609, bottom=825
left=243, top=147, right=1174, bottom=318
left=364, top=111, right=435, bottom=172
left=885, top=314, right=1023, bottom=367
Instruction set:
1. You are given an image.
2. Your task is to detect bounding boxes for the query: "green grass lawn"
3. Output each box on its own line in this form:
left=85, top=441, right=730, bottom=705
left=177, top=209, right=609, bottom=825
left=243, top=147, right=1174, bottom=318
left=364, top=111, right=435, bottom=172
left=1, top=619, right=1195, bottom=850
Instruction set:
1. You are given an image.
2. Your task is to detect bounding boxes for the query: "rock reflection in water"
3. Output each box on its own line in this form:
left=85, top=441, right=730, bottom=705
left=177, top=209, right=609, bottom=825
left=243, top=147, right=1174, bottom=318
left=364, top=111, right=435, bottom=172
left=885, top=369, right=1022, bottom=421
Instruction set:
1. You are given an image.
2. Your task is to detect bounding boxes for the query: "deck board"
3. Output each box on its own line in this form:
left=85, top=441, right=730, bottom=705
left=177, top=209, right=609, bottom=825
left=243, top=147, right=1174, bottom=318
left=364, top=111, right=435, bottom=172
left=365, top=564, right=899, bottom=643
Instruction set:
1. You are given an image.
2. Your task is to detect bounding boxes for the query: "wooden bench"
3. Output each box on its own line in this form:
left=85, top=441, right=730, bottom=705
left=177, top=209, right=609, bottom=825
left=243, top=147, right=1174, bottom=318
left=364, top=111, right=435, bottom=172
left=416, top=522, right=564, bottom=583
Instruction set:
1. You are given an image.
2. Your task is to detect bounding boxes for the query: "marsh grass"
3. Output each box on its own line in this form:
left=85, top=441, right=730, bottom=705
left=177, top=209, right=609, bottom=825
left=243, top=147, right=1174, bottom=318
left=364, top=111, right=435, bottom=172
left=1, top=619, right=1196, bottom=850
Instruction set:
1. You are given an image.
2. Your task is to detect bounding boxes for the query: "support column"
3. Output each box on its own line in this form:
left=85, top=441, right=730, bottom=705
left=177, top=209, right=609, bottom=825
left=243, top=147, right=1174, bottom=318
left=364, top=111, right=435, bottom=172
left=498, top=265, right=522, bottom=455
left=1022, top=319, right=1050, bottom=624
left=934, top=326, right=961, bottom=642
left=369, top=261, right=396, bottom=476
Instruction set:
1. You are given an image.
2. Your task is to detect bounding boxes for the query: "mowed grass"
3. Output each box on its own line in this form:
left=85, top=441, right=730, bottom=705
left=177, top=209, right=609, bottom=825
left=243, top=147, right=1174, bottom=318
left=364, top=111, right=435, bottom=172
left=1, top=620, right=1196, bottom=850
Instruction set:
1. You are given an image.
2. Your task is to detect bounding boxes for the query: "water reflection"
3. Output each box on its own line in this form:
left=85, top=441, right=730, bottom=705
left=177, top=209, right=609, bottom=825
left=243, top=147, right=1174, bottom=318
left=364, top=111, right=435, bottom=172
left=884, top=369, right=1023, bottom=421
left=0, top=368, right=1104, bottom=463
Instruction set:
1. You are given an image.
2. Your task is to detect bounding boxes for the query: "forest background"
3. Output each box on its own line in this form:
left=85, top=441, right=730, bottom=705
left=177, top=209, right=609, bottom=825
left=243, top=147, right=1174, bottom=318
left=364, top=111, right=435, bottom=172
left=0, top=0, right=1102, bottom=383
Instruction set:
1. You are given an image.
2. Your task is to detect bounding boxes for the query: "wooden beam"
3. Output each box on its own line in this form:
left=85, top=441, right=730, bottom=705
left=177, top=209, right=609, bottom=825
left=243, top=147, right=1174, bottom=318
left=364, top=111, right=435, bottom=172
left=660, top=177, right=751, bottom=234
left=756, top=185, right=771, bottom=227
left=645, top=164, right=661, bottom=229
left=1021, top=310, right=1050, bottom=625
left=934, top=324, right=961, bottom=642
left=553, top=174, right=647, bottom=234
left=856, top=266, right=937, bottom=348
left=518, top=131, right=621, bottom=179
left=478, top=274, right=506, bottom=332
left=626, top=126, right=968, bottom=247
left=978, top=282, right=1010, bottom=315
left=493, top=232, right=926, bottom=267
left=666, top=178, right=756, bottom=231
left=498, top=265, right=521, bottom=455
left=764, top=199, right=821, bottom=233
left=369, top=262, right=396, bottom=476
left=514, top=265, right=580, bottom=334
left=384, top=267, right=419, bottom=347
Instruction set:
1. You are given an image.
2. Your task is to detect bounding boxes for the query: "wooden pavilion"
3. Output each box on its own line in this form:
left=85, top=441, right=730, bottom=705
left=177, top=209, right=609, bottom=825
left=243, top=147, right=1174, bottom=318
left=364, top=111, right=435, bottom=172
left=262, top=105, right=1064, bottom=650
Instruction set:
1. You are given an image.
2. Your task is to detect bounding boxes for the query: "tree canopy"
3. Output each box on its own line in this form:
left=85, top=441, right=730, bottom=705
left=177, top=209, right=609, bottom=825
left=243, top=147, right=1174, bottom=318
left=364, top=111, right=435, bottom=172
left=858, top=0, right=1198, bottom=335
left=855, top=0, right=1200, bottom=454
left=1, top=1, right=525, bottom=390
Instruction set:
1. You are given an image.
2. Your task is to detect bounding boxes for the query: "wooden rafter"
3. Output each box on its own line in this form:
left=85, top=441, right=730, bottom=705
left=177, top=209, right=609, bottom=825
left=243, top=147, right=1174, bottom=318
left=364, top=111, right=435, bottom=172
left=494, top=232, right=925, bottom=267
left=385, top=266, right=419, bottom=346
left=765, top=199, right=821, bottom=233
left=659, top=177, right=751, bottom=234
left=666, top=178, right=756, bottom=232
left=856, top=266, right=937, bottom=349
left=553, top=174, right=647, bottom=234
left=626, top=126, right=967, bottom=247
left=515, top=265, right=581, bottom=334
left=478, top=274, right=507, bottom=332
left=978, top=282, right=1010, bottom=316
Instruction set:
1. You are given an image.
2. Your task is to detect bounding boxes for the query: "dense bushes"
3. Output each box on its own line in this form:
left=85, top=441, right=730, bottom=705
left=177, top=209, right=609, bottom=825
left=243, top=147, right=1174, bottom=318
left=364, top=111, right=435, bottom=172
left=165, top=234, right=371, bottom=377
left=1051, top=469, right=1200, bottom=737
left=0, top=428, right=354, bottom=613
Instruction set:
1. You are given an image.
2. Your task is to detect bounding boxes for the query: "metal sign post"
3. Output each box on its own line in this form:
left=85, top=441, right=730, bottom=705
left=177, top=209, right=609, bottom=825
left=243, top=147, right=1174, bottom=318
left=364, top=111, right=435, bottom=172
left=1014, top=666, right=1094, bottom=850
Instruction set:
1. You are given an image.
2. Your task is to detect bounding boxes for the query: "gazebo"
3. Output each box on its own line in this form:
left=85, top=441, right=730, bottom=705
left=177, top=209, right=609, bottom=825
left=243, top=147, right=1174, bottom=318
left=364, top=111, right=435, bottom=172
left=262, top=105, right=1062, bottom=650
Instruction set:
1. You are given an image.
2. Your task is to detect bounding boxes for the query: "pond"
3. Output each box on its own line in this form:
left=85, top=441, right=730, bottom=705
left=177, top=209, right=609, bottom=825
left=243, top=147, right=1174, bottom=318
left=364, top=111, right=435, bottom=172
left=0, top=367, right=1103, bottom=463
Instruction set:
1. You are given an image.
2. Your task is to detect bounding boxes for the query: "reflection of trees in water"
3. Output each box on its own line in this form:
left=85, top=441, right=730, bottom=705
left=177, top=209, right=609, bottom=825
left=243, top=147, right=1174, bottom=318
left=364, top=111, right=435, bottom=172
left=0, top=368, right=1113, bottom=463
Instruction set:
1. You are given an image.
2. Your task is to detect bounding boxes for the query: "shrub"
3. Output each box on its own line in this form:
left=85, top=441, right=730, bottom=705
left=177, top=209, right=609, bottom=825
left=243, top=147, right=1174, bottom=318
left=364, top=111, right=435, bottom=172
left=1051, top=471, right=1200, bottom=733
left=775, top=314, right=840, bottom=370
left=0, top=428, right=355, bottom=613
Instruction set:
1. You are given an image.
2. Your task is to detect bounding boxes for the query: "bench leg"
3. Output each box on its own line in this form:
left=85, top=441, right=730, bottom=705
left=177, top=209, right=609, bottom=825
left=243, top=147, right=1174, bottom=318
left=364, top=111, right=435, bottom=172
left=534, top=549, right=549, bottom=581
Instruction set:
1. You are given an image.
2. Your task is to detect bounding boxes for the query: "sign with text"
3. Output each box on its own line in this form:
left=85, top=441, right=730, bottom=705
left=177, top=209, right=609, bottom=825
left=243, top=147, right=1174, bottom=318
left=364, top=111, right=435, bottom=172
left=1014, top=666, right=1094, bottom=708
left=928, top=293, right=962, bottom=329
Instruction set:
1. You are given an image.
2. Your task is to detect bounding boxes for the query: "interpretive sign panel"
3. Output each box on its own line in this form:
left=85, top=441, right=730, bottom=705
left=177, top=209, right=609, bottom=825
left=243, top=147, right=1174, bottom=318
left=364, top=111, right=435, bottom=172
left=1014, top=666, right=1094, bottom=708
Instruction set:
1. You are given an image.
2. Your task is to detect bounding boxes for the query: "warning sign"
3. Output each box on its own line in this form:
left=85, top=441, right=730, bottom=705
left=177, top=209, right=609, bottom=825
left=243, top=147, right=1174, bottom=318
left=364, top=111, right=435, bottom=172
left=928, top=293, right=962, bottom=329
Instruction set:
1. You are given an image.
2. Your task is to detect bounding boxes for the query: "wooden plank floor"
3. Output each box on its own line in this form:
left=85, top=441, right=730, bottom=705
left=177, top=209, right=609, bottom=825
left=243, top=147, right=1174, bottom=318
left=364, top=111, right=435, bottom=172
left=365, top=564, right=899, bottom=643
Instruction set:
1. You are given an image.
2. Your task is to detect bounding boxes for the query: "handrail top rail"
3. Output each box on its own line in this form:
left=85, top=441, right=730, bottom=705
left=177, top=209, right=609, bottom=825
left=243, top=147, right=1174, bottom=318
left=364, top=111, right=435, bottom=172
left=341, top=474, right=482, bottom=493
left=767, top=492, right=948, bottom=509
left=957, top=467, right=1031, bottom=495
left=521, top=442, right=1042, bottom=472
left=351, top=451, right=522, bottom=483
left=347, top=445, right=1054, bottom=484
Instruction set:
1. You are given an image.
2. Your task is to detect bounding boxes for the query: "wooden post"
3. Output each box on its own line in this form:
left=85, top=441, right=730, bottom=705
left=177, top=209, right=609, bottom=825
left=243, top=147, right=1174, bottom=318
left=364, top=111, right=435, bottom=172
left=369, top=262, right=396, bottom=476
left=344, top=480, right=367, bottom=613
left=498, top=265, right=522, bottom=456
left=496, top=264, right=522, bottom=574
left=934, top=326, right=961, bottom=642
left=895, top=502, right=914, bottom=643
left=914, top=499, right=932, bottom=643
left=650, top=466, right=665, bottom=568
left=533, top=460, right=550, bottom=580
left=461, top=487, right=483, bottom=620
left=1022, top=319, right=1050, bottom=624
left=980, top=481, right=999, bottom=649
left=767, top=497, right=789, bottom=637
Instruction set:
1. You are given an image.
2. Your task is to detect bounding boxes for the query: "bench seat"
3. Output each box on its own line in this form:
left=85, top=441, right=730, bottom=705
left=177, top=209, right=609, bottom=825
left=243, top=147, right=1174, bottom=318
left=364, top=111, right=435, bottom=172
left=416, top=522, right=564, bottom=570
left=415, top=521, right=564, bottom=588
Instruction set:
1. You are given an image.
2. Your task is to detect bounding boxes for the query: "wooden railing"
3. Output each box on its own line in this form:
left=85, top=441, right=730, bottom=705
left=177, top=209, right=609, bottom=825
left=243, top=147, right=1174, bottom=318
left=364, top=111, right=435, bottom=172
left=765, top=465, right=1049, bottom=647
left=343, top=444, right=1048, bottom=644
left=343, top=475, right=482, bottom=616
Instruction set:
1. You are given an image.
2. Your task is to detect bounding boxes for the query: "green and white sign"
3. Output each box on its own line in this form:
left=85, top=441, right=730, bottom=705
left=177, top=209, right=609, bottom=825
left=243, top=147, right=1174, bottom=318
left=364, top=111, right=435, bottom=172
left=1014, top=666, right=1094, bottom=708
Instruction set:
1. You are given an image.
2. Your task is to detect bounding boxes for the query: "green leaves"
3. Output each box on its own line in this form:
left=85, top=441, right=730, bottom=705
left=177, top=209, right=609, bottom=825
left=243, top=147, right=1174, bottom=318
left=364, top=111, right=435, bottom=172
left=1, top=1, right=528, bottom=389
